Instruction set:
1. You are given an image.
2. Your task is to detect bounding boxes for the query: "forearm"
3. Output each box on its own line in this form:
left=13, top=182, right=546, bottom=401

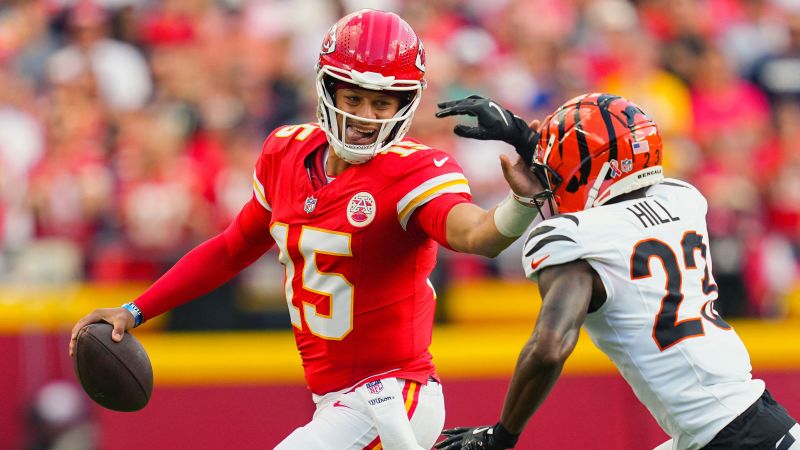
left=134, top=234, right=268, bottom=320
left=135, top=201, right=274, bottom=320
left=446, top=200, right=534, bottom=257
left=498, top=261, right=593, bottom=434
left=499, top=332, right=573, bottom=433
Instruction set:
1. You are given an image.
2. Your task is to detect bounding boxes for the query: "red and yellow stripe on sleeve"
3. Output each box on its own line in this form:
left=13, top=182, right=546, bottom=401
left=396, top=173, right=469, bottom=230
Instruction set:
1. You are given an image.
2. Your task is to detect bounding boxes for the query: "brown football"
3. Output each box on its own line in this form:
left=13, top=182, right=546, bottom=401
left=72, top=322, right=153, bottom=412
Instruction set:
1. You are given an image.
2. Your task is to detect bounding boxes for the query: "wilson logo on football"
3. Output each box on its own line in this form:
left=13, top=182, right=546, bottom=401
left=347, top=192, right=376, bottom=227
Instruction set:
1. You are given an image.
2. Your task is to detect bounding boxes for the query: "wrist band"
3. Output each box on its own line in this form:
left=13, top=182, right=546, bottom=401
left=122, top=302, right=143, bottom=328
left=493, top=191, right=539, bottom=238
left=512, top=191, right=544, bottom=207
left=493, top=422, right=520, bottom=448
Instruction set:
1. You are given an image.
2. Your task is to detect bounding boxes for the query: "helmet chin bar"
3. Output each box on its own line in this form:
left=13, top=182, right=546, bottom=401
left=315, top=68, right=422, bottom=165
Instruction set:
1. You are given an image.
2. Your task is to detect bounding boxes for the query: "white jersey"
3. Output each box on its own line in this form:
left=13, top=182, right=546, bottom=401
left=523, top=179, right=764, bottom=450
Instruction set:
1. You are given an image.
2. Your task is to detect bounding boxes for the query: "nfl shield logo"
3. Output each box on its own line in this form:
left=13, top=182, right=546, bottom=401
left=621, top=159, right=633, bottom=173
left=366, top=380, right=383, bottom=395
left=304, top=196, right=317, bottom=214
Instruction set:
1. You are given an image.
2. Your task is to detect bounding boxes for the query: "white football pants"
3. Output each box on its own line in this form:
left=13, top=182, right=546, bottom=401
left=276, top=377, right=445, bottom=450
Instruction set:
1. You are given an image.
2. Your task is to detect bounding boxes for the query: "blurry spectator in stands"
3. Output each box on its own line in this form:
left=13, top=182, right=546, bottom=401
left=689, top=44, right=771, bottom=162
left=688, top=43, right=773, bottom=317
left=138, top=0, right=197, bottom=49
left=750, top=10, right=800, bottom=106
left=25, top=62, right=112, bottom=283
left=639, top=0, right=732, bottom=43
left=762, top=102, right=800, bottom=244
left=91, top=110, right=210, bottom=281
left=577, top=0, right=639, bottom=81
left=590, top=5, right=696, bottom=179
left=47, top=1, right=152, bottom=113
left=0, top=68, right=43, bottom=274
left=442, top=26, right=499, bottom=101
left=3, top=0, right=62, bottom=89
left=720, top=0, right=789, bottom=77
left=24, top=380, right=96, bottom=450
left=744, top=101, right=800, bottom=317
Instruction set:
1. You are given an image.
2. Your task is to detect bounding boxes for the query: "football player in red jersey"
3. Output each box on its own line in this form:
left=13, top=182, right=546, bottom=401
left=69, top=9, right=546, bottom=449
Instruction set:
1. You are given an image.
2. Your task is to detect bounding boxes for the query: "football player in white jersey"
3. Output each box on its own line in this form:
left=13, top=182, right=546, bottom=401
left=434, top=93, right=799, bottom=450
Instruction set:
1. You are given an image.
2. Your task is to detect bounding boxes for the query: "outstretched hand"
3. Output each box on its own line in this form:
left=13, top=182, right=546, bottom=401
left=436, top=95, right=538, bottom=166
left=435, top=424, right=519, bottom=450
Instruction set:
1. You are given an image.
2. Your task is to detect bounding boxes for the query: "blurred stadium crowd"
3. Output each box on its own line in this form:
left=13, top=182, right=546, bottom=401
left=1, top=0, right=800, bottom=322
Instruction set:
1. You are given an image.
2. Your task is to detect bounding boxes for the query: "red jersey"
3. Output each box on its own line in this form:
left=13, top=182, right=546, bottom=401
left=254, top=123, right=470, bottom=394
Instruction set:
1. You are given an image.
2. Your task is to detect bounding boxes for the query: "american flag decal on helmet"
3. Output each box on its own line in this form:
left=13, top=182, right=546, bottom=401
left=632, top=140, right=649, bottom=155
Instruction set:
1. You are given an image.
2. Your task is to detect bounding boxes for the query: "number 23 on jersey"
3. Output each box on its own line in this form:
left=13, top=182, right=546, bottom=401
left=631, top=230, right=731, bottom=351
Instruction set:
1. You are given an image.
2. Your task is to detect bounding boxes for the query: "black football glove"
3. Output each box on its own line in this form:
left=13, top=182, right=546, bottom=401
left=436, top=95, right=538, bottom=166
left=435, top=423, right=520, bottom=450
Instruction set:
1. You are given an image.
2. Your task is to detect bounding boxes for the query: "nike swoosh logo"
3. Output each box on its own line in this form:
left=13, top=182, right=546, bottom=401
left=489, top=102, right=509, bottom=127
left=473, top=427, right=491, bottom=435
left=530, top=254, right=550, bottom=270
left=433, top=157, right=449, bottom=167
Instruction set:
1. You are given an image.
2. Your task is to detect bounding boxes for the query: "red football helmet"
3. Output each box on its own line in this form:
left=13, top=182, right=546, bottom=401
left=533, top=93, right=664, bottom=213
left=316, top=9, right=426, bottom=164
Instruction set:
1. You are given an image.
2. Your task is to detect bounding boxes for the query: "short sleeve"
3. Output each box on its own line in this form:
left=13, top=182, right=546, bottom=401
left=407, top=194, right=470, bottom=249
left=389, top=147, right=471, bottom=230
left=522, top=214, right=584, bottom=279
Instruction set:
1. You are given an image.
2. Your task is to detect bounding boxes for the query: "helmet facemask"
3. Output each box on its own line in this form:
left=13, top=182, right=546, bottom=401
left=530, top=162, right=561, bottom=219
left=316, top=66, right=423, bottom=165
left=529, top=132, right=562, bottom=219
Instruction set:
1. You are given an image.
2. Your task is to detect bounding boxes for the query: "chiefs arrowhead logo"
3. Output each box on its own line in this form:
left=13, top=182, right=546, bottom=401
left=530, top=254, right=550, bottom=271
left=321, top=23, right=337, bottom=55
left=347, top=192, right=376, bottom=227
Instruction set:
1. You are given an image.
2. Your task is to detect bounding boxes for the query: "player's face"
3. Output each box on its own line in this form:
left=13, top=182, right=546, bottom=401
left=334, top=88, right=401, bottom=146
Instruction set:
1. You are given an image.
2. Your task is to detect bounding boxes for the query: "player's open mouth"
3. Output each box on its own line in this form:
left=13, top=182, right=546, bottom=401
left=345, top=125, right=378, bottom=145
